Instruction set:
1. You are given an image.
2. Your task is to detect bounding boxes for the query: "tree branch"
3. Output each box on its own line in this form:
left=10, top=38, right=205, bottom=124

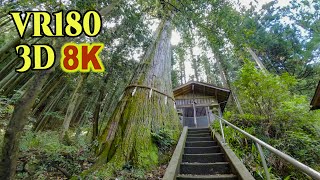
left=52, top=164, right=71, bottom=179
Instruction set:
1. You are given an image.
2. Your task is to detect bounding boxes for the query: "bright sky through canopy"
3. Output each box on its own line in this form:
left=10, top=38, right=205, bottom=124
left=170, top=0, right=292, bottom=81
left=236, top=0, right=290, bottom=10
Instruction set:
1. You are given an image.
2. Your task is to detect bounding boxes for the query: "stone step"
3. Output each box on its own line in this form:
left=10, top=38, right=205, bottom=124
left=186, top=137, right=213, bottom=142
left=176, top=174, right=238, bottom=180
left=185, top=141, right=217, bottom=147
left=188, top=128, right=210, bottom=131
left=188, top=129, right=211, bottom=134
left=184, top=146, right=220, bottom=154
left=182, top=153, right=225, bottom=163
left=187, top=133, right=212, bottom=138
left=180, top=162, right=231, bottom=175
left=187, top=132, right=211, bottom=136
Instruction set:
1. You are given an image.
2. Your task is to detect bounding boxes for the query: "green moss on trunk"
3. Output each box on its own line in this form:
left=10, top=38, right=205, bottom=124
left=80, top=14, right=180, bottom=178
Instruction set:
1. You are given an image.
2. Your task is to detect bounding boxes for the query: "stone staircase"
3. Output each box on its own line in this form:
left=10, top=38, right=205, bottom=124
left=176, top=128, right=238, bottom=180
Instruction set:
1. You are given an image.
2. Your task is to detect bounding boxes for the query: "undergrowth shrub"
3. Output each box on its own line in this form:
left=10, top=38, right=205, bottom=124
left=212, top=62, right=320, bottom=179
left=16, top=130, right=93, bottom=179
left=151, top=128, right=176, bottom=152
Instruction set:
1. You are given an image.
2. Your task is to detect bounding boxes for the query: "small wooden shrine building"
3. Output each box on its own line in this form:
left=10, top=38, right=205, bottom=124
left=311, top=81, right=320, bottom=110
left=173, top=81, right=231, bottom=128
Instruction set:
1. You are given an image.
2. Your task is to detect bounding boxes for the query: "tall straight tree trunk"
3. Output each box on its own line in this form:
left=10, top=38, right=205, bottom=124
left=0, top=17, right=10, bottom=28
left=230, top=87, right=244, bottom=114
left=188, top=22, right=199, bottom=81
left=214, top=52, right=229, bottom=88
left=0, top=38, right=65, bottom=179
left=60, top=73, right=89, bottom=140
left=213, top=49, right=244, bottom=114
left=190, top=46, right=199, bottom=81
left=34, top=85, right=67, bottom=132
left=0, top=70, right=51, bottom=179
left=92, top=88, right=104, bottom=141
left=92, top=72, right=111, bottom=141
left=0, top=30, right=32, bottom=62
left=0, top=57, right=20, bottom=78
left=83, top=15, right=181, bottom=176
left=98, top=83, right=120, bottom=133
left=0, top=71, right=16, bottom=89
left=178, top=60, right=186, bottom=84
left=31, top=73, right=63, bottom=115
left=18, top=76, right=34, bottom=93
left=2, top=72, right=32, bottom=96
left=246, top=47, right=267, bottom=73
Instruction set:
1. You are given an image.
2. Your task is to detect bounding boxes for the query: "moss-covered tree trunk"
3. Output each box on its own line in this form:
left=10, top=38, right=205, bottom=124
left=86, top=15, right=181, bottom=175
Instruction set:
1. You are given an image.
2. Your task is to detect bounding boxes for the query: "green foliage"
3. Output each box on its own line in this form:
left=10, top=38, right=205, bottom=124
left=8, top=90, right=24, bottom=104
left=16, top=130, right=94, bottom=179
left=43, top=111, right=64, bottom=121
left=115, top=168, right=145, bottom=180
left=151, top=128, right=176, bottom=152
left=219, top=62, right=320, bottom=178
left=0, top=97, right=14, bottom=119
left=1, top=0, right=319, bottom=178
left=20, top=131, right=76, bottom=154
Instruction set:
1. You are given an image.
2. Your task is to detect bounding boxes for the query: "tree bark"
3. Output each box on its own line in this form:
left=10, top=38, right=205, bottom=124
left=0, top=71, right=16, bottom=89
left=213, top=49, right=244, bottom=114
left=0, top=17, right=10, bottom=29
left=60, top=73, right=89, bottom=140
left=0, top=55, right=20, bottom=79
left=33, top=85, right=67, bottom=132
left=31, top=73, right=63, bottom=115
left=2, top=72, right=31, bottom=96
left=190, top=47, right=199, bottom=81
left=246, top=47, right=268, bottom=73
left=0, top=39, right=64, bottom=179
left=92, top=88, right=104, bottom=141
left=188, top=22, right=199, bottom=81
left=214, top=52, right=229, bottom=88
left=92, top=73, right=111, bottom=141
left=0, top=70, right=51, bottom=179
left=83, top=15, right=181, bottom=176
left=0, top=30, right=32, bottom=62
left=178, top=58, right=186, bottom=84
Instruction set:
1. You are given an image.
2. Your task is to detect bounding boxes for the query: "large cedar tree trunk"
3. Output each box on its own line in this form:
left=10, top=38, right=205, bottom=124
left=86, top=16, right=181, bottom=175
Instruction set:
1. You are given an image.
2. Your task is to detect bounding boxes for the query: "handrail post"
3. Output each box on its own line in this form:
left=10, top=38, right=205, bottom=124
left=219, top=117, right=225, bottom=143
left=218, top=107, right=226, bottom=143
left=256, top=142, right=271, bottom=180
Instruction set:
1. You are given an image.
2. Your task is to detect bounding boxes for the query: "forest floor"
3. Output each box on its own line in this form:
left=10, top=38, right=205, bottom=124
left=0, top=103, right=174, bottom=179
left=13, top=147, right=171, bottom=179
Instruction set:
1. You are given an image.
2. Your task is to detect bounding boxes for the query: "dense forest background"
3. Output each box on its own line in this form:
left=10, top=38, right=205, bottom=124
left=0, top=0, right=319, bottom=179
